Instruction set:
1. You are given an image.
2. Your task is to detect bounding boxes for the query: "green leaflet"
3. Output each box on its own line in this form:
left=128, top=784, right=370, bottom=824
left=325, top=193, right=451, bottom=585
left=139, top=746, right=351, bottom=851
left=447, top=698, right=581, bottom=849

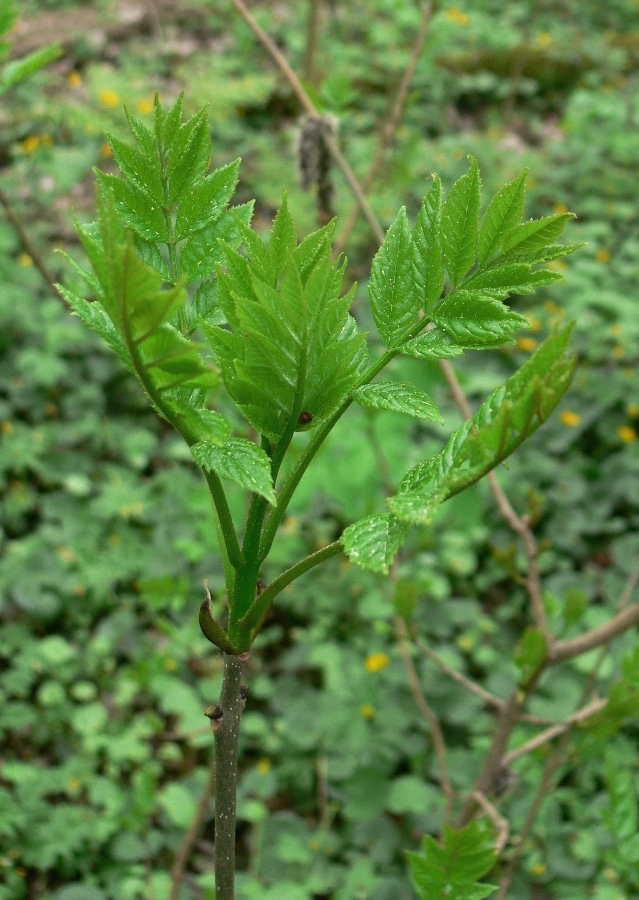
left=180, top=201, right=254, bottom=282
left=464, top=264, right=564, bottom=297
left=400, top=330, right=465, bottom=360
left=499, top=212, right=574, bottom=260
left=432, top=290, right=529, bottom=347
left=369, top=207, right=418, bottom=347
left=353, top=382, right=443, bottom=423
left=341, top=513, right=407, bottom=574
left=408, top=822, right=497, bottom=900
left=478, top=169, right=527, bottom=264
left=441, top=156, right=481, bottom=287
left=412, top=176, right=445, bottom=311
left=388, top=324, right=576, bottom=525
left=205, top=196, right=366, bottom=441
left=191, top=438, right=276, bottom=504
left=0, top=43, right=62, bottom=94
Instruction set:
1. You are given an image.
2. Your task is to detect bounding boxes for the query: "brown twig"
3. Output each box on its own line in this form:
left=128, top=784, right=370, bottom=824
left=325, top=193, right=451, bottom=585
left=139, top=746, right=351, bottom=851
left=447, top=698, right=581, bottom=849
left=550, top=597, right=639, bottom=663
left=0, top=188, right=66, bottom=304
left=501, top=696, right=607, bottom=766
left=472, top=791, right=509, bottom=853
left=334, top=0, right=438, bottom=256
left=395, top=616, right=455, bottom=823
left=303, top=0, right=322, bottom=86
left=495, top=562, right=639, bottom=898
left=169, top=754, right=216, bottom=900
left=230, top=0, right=384, bottom=244
left=417, top=638, right=507, bottom=711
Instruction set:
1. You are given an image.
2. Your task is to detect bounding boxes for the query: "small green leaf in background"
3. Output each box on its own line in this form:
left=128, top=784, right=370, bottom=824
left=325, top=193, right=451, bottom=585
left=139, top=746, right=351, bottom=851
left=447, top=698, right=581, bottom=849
left=514, top=627, right=547, bottom=685
left=407, top=821, right=497, bottom=900
left=368, top=206, right=417, bottom=346
left=354, top=382, right=444, bottom=423
left=192, top=438, right=276, bottom=504
left=441, top=156, right=481, bottom=287
left=342, top=513, right=407, bottom=574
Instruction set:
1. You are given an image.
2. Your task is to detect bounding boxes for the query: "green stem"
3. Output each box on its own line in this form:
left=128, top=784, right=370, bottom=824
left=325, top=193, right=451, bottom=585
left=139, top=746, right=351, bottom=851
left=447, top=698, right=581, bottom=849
left=259, top=319, right=428, bottom=561
left=239, top=540, right=343, bottom=637
left=204, top=471, right=244, bottom=571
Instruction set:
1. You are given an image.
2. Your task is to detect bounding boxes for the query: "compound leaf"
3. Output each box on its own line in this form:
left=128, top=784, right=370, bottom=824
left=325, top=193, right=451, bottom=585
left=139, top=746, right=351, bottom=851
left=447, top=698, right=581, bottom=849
left=408, top=821, right=497, bottom=900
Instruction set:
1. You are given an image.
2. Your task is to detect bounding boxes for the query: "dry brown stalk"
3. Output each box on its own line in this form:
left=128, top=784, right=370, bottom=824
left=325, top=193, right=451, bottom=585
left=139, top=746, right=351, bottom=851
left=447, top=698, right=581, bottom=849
left=395, top=616, right=455, bottom=823
left=230, top=0, right=384, bottom=244
left=472, top=791, right=509, bottom=853
left=334, top=1, right=438, bottom=256
left=169, top=753, right=216, bottom=900
left=501, top=696, right=607, bottom=766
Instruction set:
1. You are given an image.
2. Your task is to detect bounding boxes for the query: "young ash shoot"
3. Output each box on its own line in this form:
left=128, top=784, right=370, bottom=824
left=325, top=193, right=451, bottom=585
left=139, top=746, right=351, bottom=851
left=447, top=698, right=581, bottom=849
left=60, top=96, right=578, bottom=898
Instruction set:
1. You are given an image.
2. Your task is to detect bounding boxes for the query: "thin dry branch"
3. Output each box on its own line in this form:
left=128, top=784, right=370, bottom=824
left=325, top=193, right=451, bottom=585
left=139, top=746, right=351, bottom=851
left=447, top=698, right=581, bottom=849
left=334, top=0, right=438, bottom=255
left=395, top=616, right=455, bottom=822
left=501, top=696, right=607, bottom=766
left=551, top=598, right=639, bottom=663
left=472, top=791, right=509, bottom=853
left=169, top=753, right=216, bottom=900
left=417, top=638, right=507, bottom=711
left=495, top=562, right=639, bottom=897
left=230, top=0, right=384, bottom=244
left=0, top=188, right=66, bottom=303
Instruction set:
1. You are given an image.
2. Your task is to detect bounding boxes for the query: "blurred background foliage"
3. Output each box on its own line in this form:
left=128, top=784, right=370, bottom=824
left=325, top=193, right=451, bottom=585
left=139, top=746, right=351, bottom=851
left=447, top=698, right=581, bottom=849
left=2, top=0, right=639, bottom=898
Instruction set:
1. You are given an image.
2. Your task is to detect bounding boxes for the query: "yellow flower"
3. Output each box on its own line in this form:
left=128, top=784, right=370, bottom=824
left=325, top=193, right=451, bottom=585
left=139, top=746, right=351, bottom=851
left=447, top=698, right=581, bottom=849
left=136, top=98, right=154, bottom=115
left=526, top=177, right=536, bottom=190
left=164, top=658, right=178, bottom=671
left=360, top=704, right=374, bottom=719
left=547, top=259, right=568, bottom=273
left=553, top=202, right=568, bottom=214
left=618, top=426, right=637, bottom=444
left=72, top=584, right=86, bottom=596
left=609, top=324, right=622, bottom=337
left=256, top=758, right=271, bottom=774
left=596, top=249, right=611, bottom=264
left=21, top=135, right=40, bottom=154
left=456, top=635, right=474, bottom=651
left=1, top=421, right=13, bottom=435
left=627, top=404, right=639, bottom=419
left=537, top=32, right=553, bottom=47
left=517, top=337, right=537, bottom=352
left=67, top=777, right=81, bottom=793
left=365, top=652, right=390, bottom=673
left=56, top=547, right=78, bottom=564
left=445, top=7, right=470, bottom=25
left=612, top=344, right=625, bottom=360
left=18, top=253, right=33, bottom=267
left=559, top=410, right=581, bottom=427
left=531, top=863, right=547, bottom=877
left=98, top=89, right=120, bottom=108
left=624, top=367, right=635, bottom=379
left=67, top=71, right=82, bottom=88
left=604, top=868, right=620, bottom=883
left=526, top=315, right=542, bottom=333
left=100, top=143, right=113, bottom=158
